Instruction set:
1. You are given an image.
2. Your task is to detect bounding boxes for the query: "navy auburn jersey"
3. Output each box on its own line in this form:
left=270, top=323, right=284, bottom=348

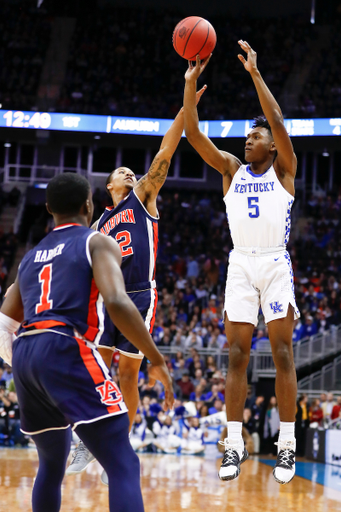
left=18, top=224, right=104, bottom=343
left=97, top=189, right=158, bottom=291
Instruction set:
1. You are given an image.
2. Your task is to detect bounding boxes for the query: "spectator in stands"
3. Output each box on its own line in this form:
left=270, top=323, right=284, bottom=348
left=184, top=330, right=203, bottom=349
left=176, top=370, right=195, bottom=401
left=302, top=315, right=318, bottom=338
left=296, top=394, right=309, bottom=456
left=1, top=364, right=13, bottom=388
left=321, top=392, right=337, bottom=424
left=190, top=385, right=206, bottom=403
left=152, top=414, right=181, bottom=454
left=171, top=329, right=186, bottom=349
left=263, top=396, right=280, bottom=455
left=330, top=395, right=341, bottom=421
left=130, top=413, right=153, bottom=452
left=192, top=368, right=203, bottom=388
left=251, top=328, right=270, bottom=349
left=173, top=358, right=187, bottom=382
left=292, top=318, right=305, bottom=342
left=181, top=417, right=205, bottom=454
left=208, top=398, right=224, bottom=415
left=204, top=384, right=224, bottom=408
left=251, top=396, right=265, bottom=434
left=309, top=398, right=323, bottom=427
left=198, top=404, right=209, bottom=418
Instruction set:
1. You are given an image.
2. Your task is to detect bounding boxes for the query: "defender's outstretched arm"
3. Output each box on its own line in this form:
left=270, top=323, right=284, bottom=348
left=184, top=55, right=241, bottom=196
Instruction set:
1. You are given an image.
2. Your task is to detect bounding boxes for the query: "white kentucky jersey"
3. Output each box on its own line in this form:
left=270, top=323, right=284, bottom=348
left=223, top=164, right=294, bottom=248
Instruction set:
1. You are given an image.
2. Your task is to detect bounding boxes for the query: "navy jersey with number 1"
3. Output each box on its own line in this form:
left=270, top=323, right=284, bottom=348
left=18, top=223, right=104, bottom=342
left=13, top=222, right=127, bottom=434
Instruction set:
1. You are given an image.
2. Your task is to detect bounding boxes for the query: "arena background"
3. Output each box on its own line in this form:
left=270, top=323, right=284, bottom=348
left=0, top=0, right=341, bottom=502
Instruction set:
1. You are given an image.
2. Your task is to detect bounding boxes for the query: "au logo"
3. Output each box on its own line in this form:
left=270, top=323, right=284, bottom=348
left=96, top=380, right=122, bottom=406
left=270, top=301, right=283, bottom=314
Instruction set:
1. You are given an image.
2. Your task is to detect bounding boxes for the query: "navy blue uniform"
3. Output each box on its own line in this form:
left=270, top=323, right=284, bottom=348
left=13, top=224, right=127, bottom=434
left=97, top=190, right=158, bottom=357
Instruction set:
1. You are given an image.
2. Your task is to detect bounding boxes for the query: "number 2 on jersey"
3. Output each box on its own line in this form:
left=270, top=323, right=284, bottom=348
left=248, top=197, right=259, bottom=218
left=36, top=264, right=53, bottom=313
left=115, top=230, right=134, bottom=257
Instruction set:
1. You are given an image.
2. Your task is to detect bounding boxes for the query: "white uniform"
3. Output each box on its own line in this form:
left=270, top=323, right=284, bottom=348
left=223, top=164, right=300, bottom=326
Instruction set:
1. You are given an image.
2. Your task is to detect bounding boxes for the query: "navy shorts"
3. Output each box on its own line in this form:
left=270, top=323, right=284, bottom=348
left=97, top=289, right=157, bottom=359
left=12, top=328, right=128, bottom=435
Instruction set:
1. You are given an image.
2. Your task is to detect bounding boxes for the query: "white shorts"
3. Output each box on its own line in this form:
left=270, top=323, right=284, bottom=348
left=224, top=248, right=300, bottom=326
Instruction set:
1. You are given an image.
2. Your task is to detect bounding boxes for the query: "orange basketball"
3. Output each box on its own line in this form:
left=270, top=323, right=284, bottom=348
left=172, top=16, right=217, bottom=60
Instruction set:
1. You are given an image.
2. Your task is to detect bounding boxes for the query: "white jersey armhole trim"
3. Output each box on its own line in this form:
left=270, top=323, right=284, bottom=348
left=273, top=167, right=295, bottom=200
left=223, top=164, right=243, bottom=202
left=133, top=188, right=160, bottom=220
left=86, top=231, right=101, bottom=267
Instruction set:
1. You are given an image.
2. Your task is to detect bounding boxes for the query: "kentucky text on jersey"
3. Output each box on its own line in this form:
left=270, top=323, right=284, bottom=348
left=234, top=182, right=275, bottom=194
left=34, top=244, right=65, bottom=263
left=99, top=209, right=136, bottom=235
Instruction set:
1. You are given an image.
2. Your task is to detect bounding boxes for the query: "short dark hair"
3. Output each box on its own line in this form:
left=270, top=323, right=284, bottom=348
left=46, top=172, right=90, bottom=215
left=252, top=115, right=272, bottom=136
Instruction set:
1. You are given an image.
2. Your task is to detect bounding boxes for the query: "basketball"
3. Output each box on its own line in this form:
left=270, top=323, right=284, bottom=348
left=172, top=16, right=217, bottom=60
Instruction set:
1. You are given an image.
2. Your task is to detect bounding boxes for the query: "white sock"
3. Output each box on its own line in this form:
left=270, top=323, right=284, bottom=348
left=279, top=422, right=295, bottom=443
left=227, top=421, right=243, bottom=443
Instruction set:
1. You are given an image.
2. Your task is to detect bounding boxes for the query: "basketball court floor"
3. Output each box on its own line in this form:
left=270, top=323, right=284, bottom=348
left=1, top=447, right=341, bottom=511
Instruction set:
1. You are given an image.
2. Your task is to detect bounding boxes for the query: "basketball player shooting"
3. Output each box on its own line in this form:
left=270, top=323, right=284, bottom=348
left=183, top=41, right=299, bottom=485
left=66, top=87, right=206, bottom=482
left=0, top=173, right=174, bottom=512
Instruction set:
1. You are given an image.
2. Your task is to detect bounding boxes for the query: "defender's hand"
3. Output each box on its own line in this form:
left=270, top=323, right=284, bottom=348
left=147, top=361, right=174, bottom=411
left=196, top=85, right=207, bottom=105
left=185, top=54, right=211, bottom=82
left=238, top=40, right=258, bottom=74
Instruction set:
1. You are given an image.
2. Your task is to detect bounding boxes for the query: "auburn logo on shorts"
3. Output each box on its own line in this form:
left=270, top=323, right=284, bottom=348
left=96, top=380, right=123, bottom=406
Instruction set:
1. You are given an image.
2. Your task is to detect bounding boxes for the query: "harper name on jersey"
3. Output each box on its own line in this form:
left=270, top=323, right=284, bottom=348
left=18, top=224, right=104, bottom=344
left=97, top=189, right=158, bottom=291
left=224, top=164, right=294, bottom=248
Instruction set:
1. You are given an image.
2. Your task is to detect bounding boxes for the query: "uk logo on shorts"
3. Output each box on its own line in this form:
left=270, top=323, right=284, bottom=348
left=96, top=380, right=123, bottom=406
left=270, top=301, right=283, bottom=314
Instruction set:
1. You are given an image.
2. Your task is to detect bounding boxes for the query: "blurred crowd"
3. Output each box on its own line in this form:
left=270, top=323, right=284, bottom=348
left=0, top=1, right=51, bottom=112
left=56, top=7, right=314, bottom=120
left=296, top=18, right=341, bottom=118
left=0, top=187, right=20, bottom=299
left=4, top=1, right=341, bottom=120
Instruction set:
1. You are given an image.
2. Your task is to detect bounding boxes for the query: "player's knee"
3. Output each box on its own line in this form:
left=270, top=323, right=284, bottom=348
left=119, top=368, right=139, bottom=386
left=228, top=343, right=250, bottom=370
left=272, top=342, right=293, bottom=371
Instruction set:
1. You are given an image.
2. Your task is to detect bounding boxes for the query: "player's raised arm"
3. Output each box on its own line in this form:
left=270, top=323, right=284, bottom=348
left=184, top=55, right=241, bottom=195
left=134, top=86, right=207, bottom=210
left=89, top=233, right=174, bottom=411
left=238, top=40, right=297, bottom=183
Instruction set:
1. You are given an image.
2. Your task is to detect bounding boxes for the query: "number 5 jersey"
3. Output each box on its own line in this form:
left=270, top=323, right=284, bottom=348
left=224, top=164, right=293, bottom=249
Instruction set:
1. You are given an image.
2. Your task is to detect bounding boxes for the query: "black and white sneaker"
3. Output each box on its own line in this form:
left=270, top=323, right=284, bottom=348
left=273, top=439, right=296, bottom=485
left=218, top=439, right=248, bottom=481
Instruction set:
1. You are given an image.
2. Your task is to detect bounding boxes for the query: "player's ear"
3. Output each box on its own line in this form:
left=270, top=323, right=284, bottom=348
left=45, top=202, right=52, bottom=215
left=270, top=141, right=276, bottom=153
left=86, top=199, right=91, bottom=213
